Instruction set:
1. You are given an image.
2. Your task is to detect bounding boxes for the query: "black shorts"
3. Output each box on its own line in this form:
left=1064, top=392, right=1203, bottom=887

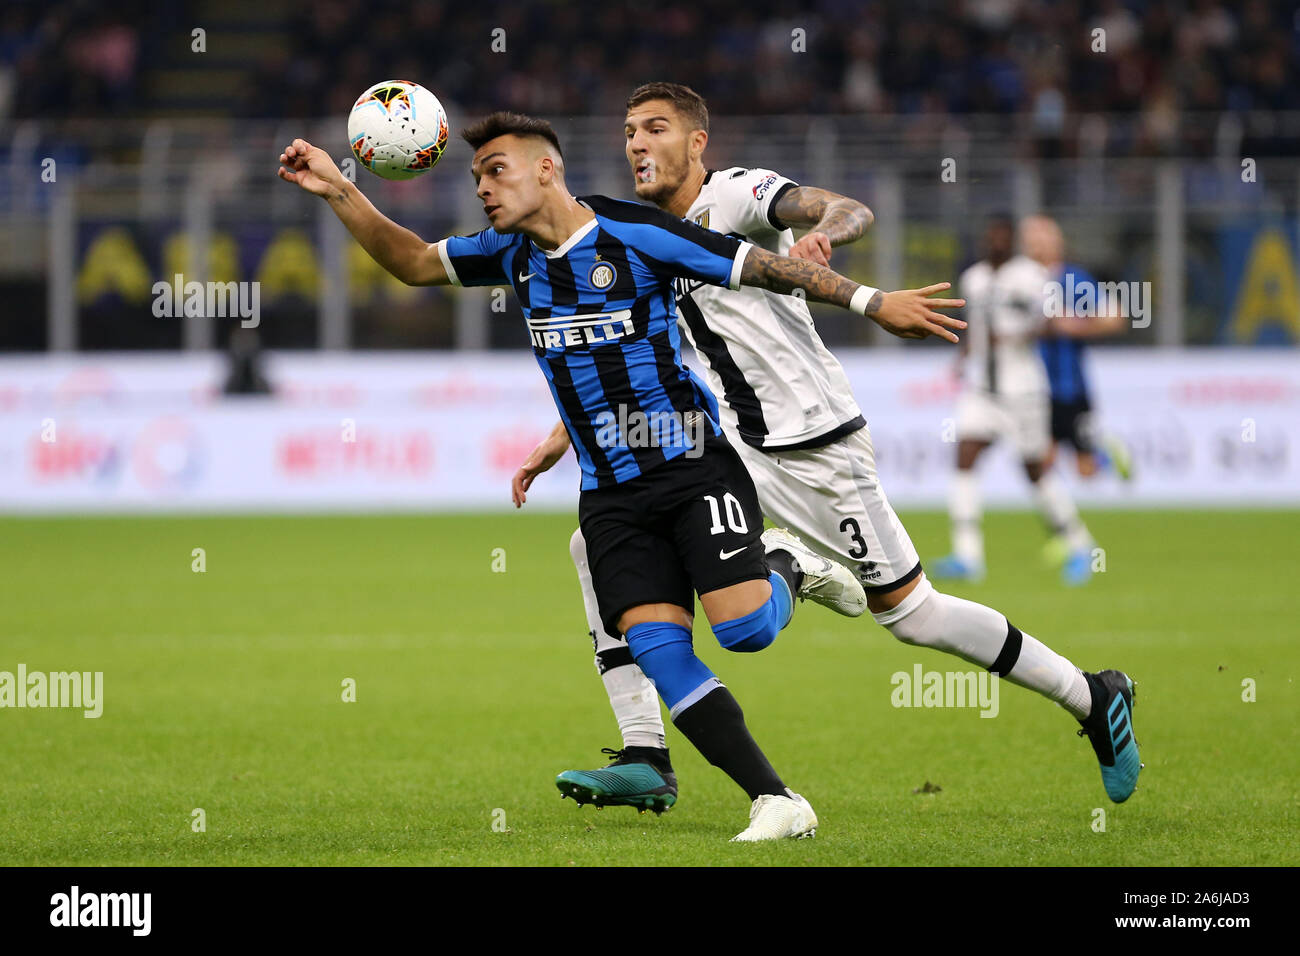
left=579, top=435, right=769, bottom=637
left=1051, top=396, right=1095, bottom=453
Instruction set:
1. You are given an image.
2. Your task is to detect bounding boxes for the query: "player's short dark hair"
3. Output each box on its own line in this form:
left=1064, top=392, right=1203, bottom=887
left=461, top=111, right=564, bottom=159
left=987, top=211, right=1016, bottom=231
left=626, top=82, right=709, bottom=133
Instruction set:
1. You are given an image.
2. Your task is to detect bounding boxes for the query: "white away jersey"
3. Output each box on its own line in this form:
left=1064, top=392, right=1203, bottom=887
left=958, top=254, right=1050, bottom=395
left=674, top=167, right=865, bottom=450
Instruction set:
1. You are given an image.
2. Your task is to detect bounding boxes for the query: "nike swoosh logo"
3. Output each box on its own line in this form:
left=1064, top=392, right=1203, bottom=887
left=718, top=547, right=747, bottom=560
left=518, top=271, right=536, bottom=282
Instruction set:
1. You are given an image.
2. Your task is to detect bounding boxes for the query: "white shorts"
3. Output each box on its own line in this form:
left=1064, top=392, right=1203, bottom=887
left=955, top=389, right=1051, bottom=462
left=735, top=425, right=922, bottom=594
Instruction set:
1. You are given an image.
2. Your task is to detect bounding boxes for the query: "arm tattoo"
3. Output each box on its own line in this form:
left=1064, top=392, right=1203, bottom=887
left=739, top=246, right=878, bottom=312
left=772, top=186, right=874, bottom=245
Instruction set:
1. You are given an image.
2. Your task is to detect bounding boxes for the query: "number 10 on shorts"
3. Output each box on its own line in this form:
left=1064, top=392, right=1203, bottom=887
left=704, top=493, right=749, bottom=535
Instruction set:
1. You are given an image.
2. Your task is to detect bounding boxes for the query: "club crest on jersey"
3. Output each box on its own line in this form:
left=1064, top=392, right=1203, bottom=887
left=693, top=210, right=710, bottom=230
left=752, top=173, right=778, bottom=201
left=588, top=261, right=618, bottom=290
left=527, top=309, right=634, bottom=349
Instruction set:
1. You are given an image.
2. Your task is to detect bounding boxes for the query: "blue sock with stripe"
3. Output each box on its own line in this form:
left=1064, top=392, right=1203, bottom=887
left=625, top=619, right=787, bottom=799
left=624, top=621, right=720, bottom=716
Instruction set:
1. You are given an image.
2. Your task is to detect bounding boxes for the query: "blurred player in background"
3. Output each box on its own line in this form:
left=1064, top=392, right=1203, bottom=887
left=933, top=215, right=1098, bottom=587
left=1021, top=215, right=1134, bottom=493
left=514, top=84, right=1142, bottom=823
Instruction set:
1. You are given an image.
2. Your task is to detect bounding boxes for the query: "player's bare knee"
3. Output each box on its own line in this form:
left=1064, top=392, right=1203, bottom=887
left=865, top=573, right=922, bottom=616
left=618, top=603, right=692, bottom=635
left=699, top=577, right=771, bottom=627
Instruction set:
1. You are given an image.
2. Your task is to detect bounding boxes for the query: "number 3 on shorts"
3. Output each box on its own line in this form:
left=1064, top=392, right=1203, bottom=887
left=704, top=493, right=749, bottom=535
left=840, top=516, right=869, bottom=558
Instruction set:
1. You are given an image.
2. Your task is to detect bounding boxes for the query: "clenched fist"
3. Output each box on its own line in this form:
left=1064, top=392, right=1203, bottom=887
left=277, top=139, right=349, bottom=198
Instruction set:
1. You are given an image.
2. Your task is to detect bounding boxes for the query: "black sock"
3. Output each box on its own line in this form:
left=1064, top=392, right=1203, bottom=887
left=767, top=549, right=803, bottom=596
left=623, top=745, right=673, bottom=774
left=672, top=686, right=785, bottom=799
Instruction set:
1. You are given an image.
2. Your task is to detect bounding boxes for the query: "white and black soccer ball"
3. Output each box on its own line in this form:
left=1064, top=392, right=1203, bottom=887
left=347, top=80, right=449, bottom=181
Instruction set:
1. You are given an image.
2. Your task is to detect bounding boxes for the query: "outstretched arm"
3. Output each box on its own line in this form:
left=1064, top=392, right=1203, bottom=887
left=772, top=186, right=874, bottom=266
left=1049, top=311, right=1126, bottom=339
left=277, top=138, right=449, bottom=286
left=738, top=246, right=966, bottom=342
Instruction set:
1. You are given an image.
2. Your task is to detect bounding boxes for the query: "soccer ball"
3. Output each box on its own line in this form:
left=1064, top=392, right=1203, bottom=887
left=347, top=80, right=449, bottom=181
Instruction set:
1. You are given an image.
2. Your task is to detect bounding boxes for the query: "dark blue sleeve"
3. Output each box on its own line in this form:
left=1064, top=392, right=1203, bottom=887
left=608, top=209, right=748, bottom=290
left=440, top=229, right=518, bottom=287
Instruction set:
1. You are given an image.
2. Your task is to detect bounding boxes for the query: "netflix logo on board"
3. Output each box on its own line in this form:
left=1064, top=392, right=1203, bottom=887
left=277, top=429, right=433, bottom=478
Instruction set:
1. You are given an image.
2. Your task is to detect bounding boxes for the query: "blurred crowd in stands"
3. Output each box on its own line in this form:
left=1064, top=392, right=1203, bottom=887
left=2, top=0, right=1297, bottom=155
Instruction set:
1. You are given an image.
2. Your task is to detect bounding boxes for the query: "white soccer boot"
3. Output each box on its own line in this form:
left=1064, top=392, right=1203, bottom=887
left=730, top=788, right=819, bottom=842
left=762, top=527, right=868, bottom=618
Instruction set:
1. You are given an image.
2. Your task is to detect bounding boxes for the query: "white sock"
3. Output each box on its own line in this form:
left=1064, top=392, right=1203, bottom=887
left=949, top=469, right=984, bottom=566
left=875, top=577, right=1093, bottom=718
left=570, top=529, right=666, bottom=749
left=1033, top=470, right=1093, bottom=552
left=598, top=648, right=666, bottom=748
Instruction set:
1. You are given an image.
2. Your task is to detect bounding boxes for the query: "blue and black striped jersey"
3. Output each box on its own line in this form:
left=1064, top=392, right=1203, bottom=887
left=1040, top=263, right=1096, bottom=403
left=437, top=195, right=752, bottom=489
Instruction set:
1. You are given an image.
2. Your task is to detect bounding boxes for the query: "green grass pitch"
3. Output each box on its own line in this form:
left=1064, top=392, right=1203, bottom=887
left=2, top=510, right=1297, bottom=866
